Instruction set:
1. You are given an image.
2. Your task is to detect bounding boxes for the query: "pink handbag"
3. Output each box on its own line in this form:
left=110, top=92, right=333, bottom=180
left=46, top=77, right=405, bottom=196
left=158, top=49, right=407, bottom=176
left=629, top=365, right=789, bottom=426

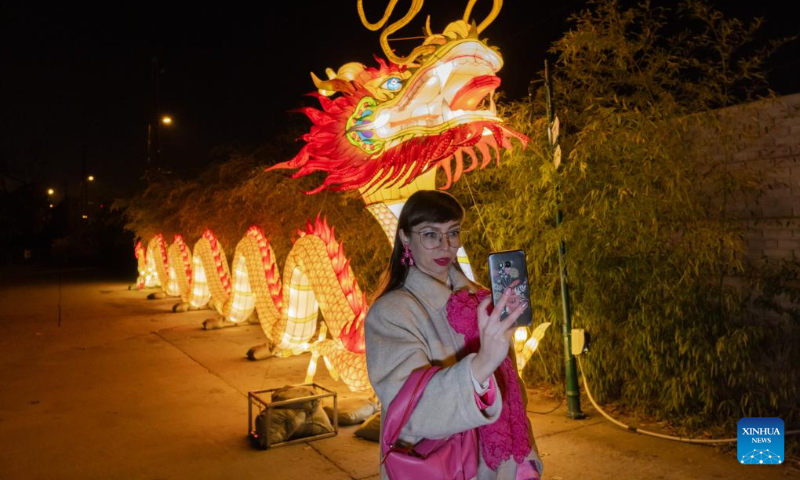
left=381, top=366, right=479, bottom=480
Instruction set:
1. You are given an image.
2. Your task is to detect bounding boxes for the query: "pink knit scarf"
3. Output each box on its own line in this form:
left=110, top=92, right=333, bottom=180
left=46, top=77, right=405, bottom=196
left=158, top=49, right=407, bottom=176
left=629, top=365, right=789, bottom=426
left=446, top=289, right=532, bottom=470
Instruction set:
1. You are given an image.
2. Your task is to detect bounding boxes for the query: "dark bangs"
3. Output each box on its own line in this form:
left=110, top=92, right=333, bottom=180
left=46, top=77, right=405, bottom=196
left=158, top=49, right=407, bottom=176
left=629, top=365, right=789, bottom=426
left=400, top=190, right=464, bottom=230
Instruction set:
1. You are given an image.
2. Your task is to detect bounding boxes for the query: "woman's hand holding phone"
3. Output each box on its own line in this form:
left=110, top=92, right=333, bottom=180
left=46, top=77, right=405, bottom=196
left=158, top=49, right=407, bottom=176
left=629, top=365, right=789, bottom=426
left=471, top=288, right=526, bottom=384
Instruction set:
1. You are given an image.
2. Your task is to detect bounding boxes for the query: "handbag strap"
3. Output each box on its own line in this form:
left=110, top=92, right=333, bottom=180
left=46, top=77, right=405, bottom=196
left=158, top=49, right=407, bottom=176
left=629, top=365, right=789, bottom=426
left=382, top=365, right=442, bottom=452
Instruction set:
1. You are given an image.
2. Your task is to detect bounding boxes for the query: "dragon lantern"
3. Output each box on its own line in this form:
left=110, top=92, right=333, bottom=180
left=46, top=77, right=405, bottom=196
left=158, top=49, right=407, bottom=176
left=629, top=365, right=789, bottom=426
left=272, top=1, right=527, bottom=194
left=136, top=0, right=545, bottom=393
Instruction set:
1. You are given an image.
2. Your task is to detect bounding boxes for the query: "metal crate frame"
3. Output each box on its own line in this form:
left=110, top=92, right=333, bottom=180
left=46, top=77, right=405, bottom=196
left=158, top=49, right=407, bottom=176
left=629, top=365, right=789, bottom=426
left=248, top=383, right=338, bottom=449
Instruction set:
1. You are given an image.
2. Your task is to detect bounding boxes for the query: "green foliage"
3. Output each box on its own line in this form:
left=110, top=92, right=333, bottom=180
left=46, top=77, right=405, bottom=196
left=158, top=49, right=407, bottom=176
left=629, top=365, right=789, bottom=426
left=453, top=0, right=798, bottom=432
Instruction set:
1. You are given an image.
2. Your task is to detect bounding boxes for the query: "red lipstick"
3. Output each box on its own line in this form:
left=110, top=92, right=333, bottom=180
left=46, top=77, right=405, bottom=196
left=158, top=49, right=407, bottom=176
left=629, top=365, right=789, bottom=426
left=434, top=258, right=451, bottom=266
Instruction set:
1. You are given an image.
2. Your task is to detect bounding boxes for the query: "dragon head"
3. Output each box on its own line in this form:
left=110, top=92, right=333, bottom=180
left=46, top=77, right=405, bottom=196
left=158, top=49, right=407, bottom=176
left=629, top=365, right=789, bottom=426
left=270, top=2, right=527, bottom=194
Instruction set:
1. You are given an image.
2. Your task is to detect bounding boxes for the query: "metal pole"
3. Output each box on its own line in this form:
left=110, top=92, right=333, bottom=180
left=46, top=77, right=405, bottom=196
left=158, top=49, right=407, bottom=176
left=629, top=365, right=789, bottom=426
left=144, top=56, right=161, bottom=183
left=153, top=56, right=161, bottom=173
left=80, top=147, right=88, bottom=215
left=544, top=60, right=585, bottom=419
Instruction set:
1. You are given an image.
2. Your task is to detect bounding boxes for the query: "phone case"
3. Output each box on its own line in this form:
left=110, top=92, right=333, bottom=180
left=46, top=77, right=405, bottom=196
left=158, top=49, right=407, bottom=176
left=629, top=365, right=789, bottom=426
left=488, top=250, right=533, bottom=327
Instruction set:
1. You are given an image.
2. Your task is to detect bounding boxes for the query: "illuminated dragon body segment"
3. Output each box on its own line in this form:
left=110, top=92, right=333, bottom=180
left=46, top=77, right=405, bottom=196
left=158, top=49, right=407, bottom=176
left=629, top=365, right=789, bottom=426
left=187, top=230, right=232, bottom=314
left=134, top=241, right=152, bottom=289
left=139, top=219, right=370, bottom=391
left=167, top=235, right=193, bottom=303
left=233, top=226, right=283, bottom=334
left=273, top=217, right=369, bottom=391
left=148, top=235, right=170, bottom=292
left=225, top=218, right=369, bottom=391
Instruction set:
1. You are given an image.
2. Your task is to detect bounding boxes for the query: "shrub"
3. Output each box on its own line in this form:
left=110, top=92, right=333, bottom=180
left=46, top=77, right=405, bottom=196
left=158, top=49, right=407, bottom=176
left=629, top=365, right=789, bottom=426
left=453, top=0, right=798, bottom=433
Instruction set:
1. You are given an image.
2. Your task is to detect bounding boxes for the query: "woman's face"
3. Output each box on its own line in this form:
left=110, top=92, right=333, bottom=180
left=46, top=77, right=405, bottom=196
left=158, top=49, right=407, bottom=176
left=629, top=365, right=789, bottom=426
left=400, top=219, right=461, bottom=282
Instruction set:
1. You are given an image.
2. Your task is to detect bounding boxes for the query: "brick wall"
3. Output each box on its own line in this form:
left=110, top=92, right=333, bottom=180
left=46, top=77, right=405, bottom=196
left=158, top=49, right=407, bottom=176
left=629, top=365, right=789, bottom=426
left=709, top=93, right=800, bottom=263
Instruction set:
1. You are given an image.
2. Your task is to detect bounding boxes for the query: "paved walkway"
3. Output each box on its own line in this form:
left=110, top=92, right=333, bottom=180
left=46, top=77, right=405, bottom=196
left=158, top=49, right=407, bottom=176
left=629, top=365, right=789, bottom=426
left=0, top=269, right=795, bottom=479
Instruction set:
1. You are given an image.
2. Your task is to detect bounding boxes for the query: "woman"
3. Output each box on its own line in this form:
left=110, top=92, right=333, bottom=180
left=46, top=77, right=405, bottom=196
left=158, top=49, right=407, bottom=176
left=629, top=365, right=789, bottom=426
left=365, top=190, right=543, bottom=480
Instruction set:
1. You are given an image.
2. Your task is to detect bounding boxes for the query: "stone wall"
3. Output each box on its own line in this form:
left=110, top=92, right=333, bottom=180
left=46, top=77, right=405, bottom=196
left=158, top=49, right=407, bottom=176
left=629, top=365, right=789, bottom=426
left=711, top=93, right=800, bottom=263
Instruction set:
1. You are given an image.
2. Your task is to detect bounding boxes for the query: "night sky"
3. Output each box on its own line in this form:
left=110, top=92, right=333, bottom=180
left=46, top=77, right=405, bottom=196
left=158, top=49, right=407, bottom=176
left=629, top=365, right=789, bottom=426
left=2, top=1, right=797, bottom=200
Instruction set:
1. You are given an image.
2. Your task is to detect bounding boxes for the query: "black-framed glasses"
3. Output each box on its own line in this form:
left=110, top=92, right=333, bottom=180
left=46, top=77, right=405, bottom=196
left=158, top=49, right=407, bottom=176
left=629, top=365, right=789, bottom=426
left=410, top=229, right=466, bottom=249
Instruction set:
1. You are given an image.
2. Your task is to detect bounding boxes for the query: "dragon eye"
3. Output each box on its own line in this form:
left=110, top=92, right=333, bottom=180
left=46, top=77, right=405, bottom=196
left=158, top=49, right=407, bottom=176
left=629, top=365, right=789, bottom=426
left=381, top=77, right=402, bottom=91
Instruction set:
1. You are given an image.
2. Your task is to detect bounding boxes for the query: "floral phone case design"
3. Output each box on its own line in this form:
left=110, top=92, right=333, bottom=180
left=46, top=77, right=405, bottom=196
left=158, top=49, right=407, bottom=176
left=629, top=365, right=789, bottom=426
left=487, top=250, right=532, bottom=327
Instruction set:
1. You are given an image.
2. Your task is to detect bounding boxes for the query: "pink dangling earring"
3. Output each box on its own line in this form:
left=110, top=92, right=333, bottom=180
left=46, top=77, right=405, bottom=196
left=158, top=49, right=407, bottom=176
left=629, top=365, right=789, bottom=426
left=401, top=244, right=414, bottom=267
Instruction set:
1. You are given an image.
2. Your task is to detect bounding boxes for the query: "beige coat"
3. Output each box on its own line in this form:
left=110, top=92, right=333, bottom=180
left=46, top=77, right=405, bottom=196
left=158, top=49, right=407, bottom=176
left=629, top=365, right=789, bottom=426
left=365, top=265, right=542, bottom=480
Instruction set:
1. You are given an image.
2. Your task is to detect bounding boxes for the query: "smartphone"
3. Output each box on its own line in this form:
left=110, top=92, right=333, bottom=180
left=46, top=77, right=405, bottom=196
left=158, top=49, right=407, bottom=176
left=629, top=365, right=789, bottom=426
left=487, top=250, right=532, bottom=327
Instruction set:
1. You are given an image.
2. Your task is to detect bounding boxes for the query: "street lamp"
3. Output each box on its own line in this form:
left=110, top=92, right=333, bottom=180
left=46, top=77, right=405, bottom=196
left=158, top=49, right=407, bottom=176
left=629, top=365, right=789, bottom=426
left=47, top=188, right=55, bottom=195
left=146, top=115, right=174, bottom=180
left=145, top=58, right=175, bottom=180
left=84, top=175, right=96, bottom=215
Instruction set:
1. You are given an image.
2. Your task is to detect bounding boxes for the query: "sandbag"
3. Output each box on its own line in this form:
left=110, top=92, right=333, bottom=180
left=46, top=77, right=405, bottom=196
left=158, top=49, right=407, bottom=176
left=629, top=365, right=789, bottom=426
left=354, top=411, right=381, bottom=443
left=272, top=385, right=320, bottom=411
left=324, top=397, right=379, bottom=426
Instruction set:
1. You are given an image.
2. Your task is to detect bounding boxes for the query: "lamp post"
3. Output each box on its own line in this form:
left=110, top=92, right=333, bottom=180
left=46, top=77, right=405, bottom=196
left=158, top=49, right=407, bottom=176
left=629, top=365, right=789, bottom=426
left=145, top=117, right=174, bottom=179
left=79, top=148, right=89, bottom=219
left=84, top=175, right=95, bottom=220
left=145, top=57, right=173, bottom=181
left=545, top=60, right=585, bottom=420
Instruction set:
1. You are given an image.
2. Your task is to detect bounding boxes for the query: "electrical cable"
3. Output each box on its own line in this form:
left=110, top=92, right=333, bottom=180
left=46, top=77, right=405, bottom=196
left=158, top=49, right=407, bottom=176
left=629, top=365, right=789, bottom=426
left=528, top=398, right=564, bottom=415
left=527, top=350, right=563, bottom=414
left=576, top=356, right=799, bottom=444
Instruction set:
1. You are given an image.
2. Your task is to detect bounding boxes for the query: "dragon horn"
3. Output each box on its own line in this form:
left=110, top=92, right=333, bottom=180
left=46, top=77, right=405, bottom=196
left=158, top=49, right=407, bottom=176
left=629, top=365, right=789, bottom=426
left=463, top=0, right=503, bottom=34
left=358, top=0, right=431, bottom=66
left=310, top=72, right=356, bottom=96
left=357, top=0, right=404, bottom=31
